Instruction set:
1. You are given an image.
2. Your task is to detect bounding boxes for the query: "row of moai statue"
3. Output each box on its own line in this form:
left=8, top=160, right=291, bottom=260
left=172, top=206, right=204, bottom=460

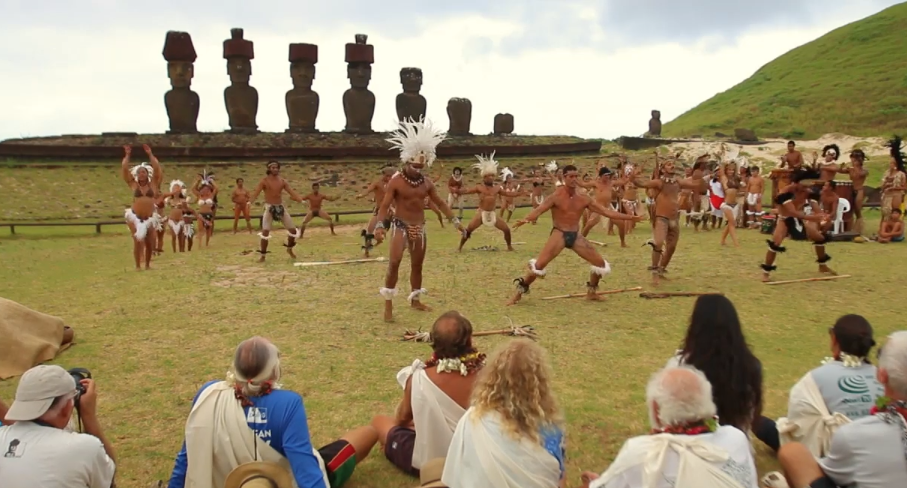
left=161, top=30, right=516, bottom=136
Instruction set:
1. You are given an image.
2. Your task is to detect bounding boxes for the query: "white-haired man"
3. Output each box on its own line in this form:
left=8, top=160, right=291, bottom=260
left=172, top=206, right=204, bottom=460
left=166, top=336, right=378, bottom=488
left=767, top=331, right=907, bottom=488
left=0, top=365, right=117, bottom=488
left=581, top=365, right=757, bottom=488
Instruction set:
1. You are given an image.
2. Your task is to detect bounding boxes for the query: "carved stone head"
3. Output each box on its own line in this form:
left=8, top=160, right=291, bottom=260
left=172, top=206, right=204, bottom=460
left=348, top=63, right=372, bottom=88
left=651, top=110, right=661, bottom=120
left=223, top=28, right=254, bottom=84
left=162, top=31, right=197, bottom=89
left=400, top=67, right=423, bottom=93
left=344, top=34, right=374, bottom=89
left=289, top=43, right=318, bottom=90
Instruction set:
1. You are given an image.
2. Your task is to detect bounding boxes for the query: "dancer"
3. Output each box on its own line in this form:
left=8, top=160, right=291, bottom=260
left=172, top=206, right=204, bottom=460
left=745, top=165, right=766, bottom=228
left=231, top=178, right=252, bottom=234
left=812, top=144, right=841, bottom=182
left=162, top=180, right=195, bottom=252
left=837, top=149, right=869, bottom=234
left=356, top=166, right=396, bottom=256
left=192, top=174, right=218, bottom=247
left=374, top=118, right=464, bottom=322
left=619, top=156, right=644, bottom=232
left=447, top=167, right=465, bottom=218
left=455, top=152, right=527, bottom=252
left=717, top=159, right=743, bottom=247
left=760, top=168, right=834, bottom=282
left=300, top=182, right=338, bottom=237
left=153, top=196, right=167, bottom=255
left=121, top=144, right=163, bottom=271
left=631, top=154, right=704, bottom=281
left=880, top=136, right=907, bottom=232
left=249, top=160, right=305, bottom=262
left=579, top=166, right=628, bottom=247
left=498, top=167, right=519, bottom=222
left=507, top=165, right=642, bottom=305
left=529, top=169, right=546, bottom=211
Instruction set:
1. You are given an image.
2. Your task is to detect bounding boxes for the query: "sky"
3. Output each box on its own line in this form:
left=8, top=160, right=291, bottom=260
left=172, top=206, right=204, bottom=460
left=0, top=0, right=902, bottom=141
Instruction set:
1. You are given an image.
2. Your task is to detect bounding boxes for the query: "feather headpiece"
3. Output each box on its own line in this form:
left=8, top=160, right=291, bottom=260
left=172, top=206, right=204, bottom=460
left=130, top=162, right=153, bottom=180
left=501, top=166, right=514, bottom=180
left=545, top=160, right=558, bottom=174
left=720, top=143, right=741, bottom=164
left=822, top=144, right=841, bottom=161
left=169, top=179, right=186, bottom=194
left=386, top=116, right=447, bottom=167
left=473, top=151, right=499, bottom=176
left=886, top=135, right=905, bottom=171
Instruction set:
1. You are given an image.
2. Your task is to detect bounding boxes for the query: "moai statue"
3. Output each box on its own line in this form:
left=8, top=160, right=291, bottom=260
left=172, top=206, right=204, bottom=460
left=342, top=34, right=375, bottom=134
left=648, top=110, right=662, bottom=137
left=494, top=113, right=514, bottom=135
left=222, top=28, right=258, bottom=134
left=162, top=31, right=200, bottom=134
left=285, top=43, right=319, bottom=133
left=396, top=67, right=426, bottom=122
left=447, top=98, right=472, bottom=136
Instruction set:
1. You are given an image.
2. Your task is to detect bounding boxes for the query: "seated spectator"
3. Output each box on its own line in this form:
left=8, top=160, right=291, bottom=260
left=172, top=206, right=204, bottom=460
left=774, top=314, right=884, bottom=457
left=877, top=208, right=904, bottom=243
left=667, top=294, right=774, bottom=450
left=767, top=330, right=907, bottom=488
left=581, top=365, right=758, bottom=488
left=166, top=336, right=378, bottom=488
left=442, top=339, right=566, bottom=488
left=0, top=365, right=117, bottom=488
left=371, top=311, right=484, bottom=476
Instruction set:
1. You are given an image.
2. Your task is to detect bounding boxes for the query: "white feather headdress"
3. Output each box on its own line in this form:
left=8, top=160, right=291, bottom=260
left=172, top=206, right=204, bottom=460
left=386, top=116, right=447, bottom=167
left=545, top=160, right=558, bottom=174
left=473, top=151, right=499, bottom=176
left=720, top=144, right=741, bottom=164
left=130, top=162, right=153, bottom=180
left=501, top=166, right=514, bottom=180
left=169, top=179, right=186, bottom=193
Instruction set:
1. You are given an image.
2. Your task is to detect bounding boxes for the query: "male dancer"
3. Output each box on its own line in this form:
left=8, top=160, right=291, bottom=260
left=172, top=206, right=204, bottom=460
left=375, top=118, right=464, bottom=322
left=447, top=167, right=465, bottom=218
left=579, top=166, right=628, bottom=247
left=630, top=154, right=705, bottom=282
left=507, top=165, right=642, bottom=305
left=249, top=160, right=304, bottom=262
left=231, top=178, right=253, bottom=234
left=838, top=149, right=869, bottom=234
left=761, top=168, right=834, bottom=282
left=745, top=165, right=765, bottom=228
left=299, top=182, right=338, bottom=236
left=499, top=167, right=518, bottom=222
left=455, top=152, right=527, bottom=252
left=813, top=144, right=841, bottom=182
left=356, top=166, right=396, bottom=256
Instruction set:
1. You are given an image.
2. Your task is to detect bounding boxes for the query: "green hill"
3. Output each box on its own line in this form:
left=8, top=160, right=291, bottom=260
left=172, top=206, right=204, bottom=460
left=662, top=2, right=907, bottom=139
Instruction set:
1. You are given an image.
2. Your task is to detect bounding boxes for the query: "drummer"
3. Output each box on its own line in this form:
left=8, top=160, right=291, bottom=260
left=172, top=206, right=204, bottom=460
left=818, top=181, right=840, bottom=233
left=813, top=144, right=841, bottom=182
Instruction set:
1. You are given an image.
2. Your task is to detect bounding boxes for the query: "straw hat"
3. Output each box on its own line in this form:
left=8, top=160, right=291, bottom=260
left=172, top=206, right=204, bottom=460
left=415, top=458, right=447, bottom=488
left=224, top=462, right=294, bottom=488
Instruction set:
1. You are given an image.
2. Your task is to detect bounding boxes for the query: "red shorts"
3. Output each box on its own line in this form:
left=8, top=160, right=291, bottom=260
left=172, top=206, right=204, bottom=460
left=709, top=194, right=725, bottom=211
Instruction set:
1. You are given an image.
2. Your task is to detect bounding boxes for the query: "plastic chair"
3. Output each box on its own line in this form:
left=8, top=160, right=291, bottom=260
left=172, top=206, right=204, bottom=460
left=834, top=198, right=851, bottom=235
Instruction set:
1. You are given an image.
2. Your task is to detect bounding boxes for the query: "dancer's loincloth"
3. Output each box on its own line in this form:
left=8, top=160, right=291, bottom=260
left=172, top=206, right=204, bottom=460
left=481, top=210, right=497, bottom=227
left=719, top=202, right=740, bottom=220
left=551, top=227, right=578, bottom=249
left=391, top=218, right=426, bottom=246
left=124, top=208, right=161, bottom=241
left=503, top=202, right=515, bottom=212
left=746, top=192, right=761, bottom=206
left=262, top=204, right=295, bottom=230
left=199, top=212, right=214, bottom=228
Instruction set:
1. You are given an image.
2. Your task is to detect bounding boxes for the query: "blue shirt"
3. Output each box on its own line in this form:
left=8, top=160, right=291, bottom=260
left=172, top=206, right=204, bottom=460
left=167, top=380, right=327, bottom=488
left=540, top=425, right=566, bottom=478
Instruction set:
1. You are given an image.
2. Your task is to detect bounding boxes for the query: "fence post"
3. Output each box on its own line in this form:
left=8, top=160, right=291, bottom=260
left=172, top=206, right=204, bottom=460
left=9, top=225, right=14, bottom=235
left=335, top=214, right=340, bottom=222
left=96, top=223, right=102, bottom=234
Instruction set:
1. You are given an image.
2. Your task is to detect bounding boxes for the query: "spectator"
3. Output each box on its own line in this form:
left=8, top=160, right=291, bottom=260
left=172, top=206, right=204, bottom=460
left=167, top=336, right=378, bottom=488
left=668, top=294, right=774, bottom=450
left=442, top=339, right=566, bottom=488
left=773, top=314, right=884, bottom=457
left=0, top=365, right=116, bottom=488
left=581, top=365, right=757, bottom=488
left=767, top=330, right=907, bottom=488
left=371, top=311, right=484, bottom=476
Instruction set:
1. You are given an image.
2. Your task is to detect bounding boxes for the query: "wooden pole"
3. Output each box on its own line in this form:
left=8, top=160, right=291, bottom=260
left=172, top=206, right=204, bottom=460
left=294, top=257, right=386, bottom=267
left=764, top=274, right=851, bottom=286
left=639, top=291, right=722, bottom=299
left=542, top=286, right=642, bottom=300
left=588, top=240, right=607, bottom=247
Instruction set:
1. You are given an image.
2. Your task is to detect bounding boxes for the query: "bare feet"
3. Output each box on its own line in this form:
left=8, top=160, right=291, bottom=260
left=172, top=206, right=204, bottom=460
left=586, top=292, right=603, bottom=301
left=506, top=246, right=514, bottom=251
left=384, top=302, right=394, bottom=322
left=505, top=293, right=523, bottom=306
left=411, top=301, right=431, bottom=312
left=819, top=265, right=837, bottom=275
left=761, top=272, right=772, bottom=282
left=286, top=247, right=297, bottom=259
left=258, top=255, right=266, bottom=263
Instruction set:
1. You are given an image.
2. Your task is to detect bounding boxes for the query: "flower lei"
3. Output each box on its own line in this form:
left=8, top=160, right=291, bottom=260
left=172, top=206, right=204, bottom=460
left=424, top=351, right=486, bottom=376
left=822, top=352, right=865, bottom=368
left=651, top=416, right=718, bottom=436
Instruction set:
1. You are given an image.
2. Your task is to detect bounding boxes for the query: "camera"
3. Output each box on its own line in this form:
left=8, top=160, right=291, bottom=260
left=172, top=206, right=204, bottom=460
left=68, top=368, right=92, bottom=399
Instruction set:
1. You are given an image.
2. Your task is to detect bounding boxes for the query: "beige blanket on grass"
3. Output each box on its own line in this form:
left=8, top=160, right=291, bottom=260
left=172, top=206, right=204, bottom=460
left=0, top=297, right=70, bottom=379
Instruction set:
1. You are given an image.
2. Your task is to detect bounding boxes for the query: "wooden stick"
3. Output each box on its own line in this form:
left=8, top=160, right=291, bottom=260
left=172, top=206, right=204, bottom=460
left=639, top=291, right=722, bottom=299
left=402, top=323, right=537, bottom=342
left=542, top=286, right=642, bottom=300
left=764, top=274, right=851, bottom=286
left=294, top=257, right=386, bottom=267
left=588, top=240, right=607, bottom=247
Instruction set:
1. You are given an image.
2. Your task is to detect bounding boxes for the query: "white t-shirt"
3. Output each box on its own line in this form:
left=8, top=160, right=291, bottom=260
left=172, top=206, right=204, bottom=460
left=594, top=426, right=758, bottom=488
left=819, top=415, right=907, bottom=488
left=0, top=421, right=116, bottom=488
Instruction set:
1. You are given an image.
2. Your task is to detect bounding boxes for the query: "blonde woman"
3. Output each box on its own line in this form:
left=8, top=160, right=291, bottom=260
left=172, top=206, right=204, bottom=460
left=442, top=339, right=566, bottom=488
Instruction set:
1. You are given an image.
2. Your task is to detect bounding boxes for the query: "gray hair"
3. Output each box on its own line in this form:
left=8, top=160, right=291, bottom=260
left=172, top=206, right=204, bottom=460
left=230, top=337, right=282, bottom=397
left=646, top=365, right=717, bottom=429
left=880, top=331, right=907, bottom=398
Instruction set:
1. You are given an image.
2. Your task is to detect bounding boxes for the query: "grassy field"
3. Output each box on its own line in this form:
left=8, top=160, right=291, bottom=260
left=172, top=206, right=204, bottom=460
left=662, top=2, right=907, bottom=140
left=0, top=203, right=903, bottom=487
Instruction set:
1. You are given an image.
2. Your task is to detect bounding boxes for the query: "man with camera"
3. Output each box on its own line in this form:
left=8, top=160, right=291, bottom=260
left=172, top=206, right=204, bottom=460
left=0, top=365, right=116, bottom=488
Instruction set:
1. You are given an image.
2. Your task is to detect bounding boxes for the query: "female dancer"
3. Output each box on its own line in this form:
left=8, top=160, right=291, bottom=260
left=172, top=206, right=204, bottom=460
left=880, top=136, right=906, bottom=233
left=192, top=174, right=219, bottom=247
left=717, top=160, right=742, bottom=246
left=162, top=180, right=195, bottom=252
left=121, top=144, right=163, bottom=270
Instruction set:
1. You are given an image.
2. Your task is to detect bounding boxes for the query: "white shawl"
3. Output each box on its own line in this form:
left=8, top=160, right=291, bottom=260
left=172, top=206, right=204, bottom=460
left=775, top=372, right=851, bottom=458
left=441, top=407, right=561, bottom=488
left=183, top=381, right=329, bottom=488
left=408, top=362, right=467, bottom=469
left=589, top=433, right=745, bottom=488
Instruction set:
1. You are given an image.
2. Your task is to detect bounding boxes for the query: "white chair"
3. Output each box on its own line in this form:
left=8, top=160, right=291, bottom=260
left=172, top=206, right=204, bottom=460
left=834, top=198, right=851, bottom=235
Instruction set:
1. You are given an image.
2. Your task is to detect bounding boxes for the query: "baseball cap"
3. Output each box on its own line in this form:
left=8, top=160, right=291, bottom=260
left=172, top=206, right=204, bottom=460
left=6, top=365, right=77, bottom=421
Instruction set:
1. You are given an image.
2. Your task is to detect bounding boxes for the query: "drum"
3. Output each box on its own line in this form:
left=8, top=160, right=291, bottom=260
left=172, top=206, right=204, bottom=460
left=761, top=214, right=777, bottom=234
left=834, top=181, right=855, bottom=231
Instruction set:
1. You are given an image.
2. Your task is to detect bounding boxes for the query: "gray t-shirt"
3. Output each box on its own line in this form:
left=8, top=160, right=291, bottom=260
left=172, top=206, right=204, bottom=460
left=810, top=361, right=884, bottom=420
left=819, top=415, right=907, bottom=487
